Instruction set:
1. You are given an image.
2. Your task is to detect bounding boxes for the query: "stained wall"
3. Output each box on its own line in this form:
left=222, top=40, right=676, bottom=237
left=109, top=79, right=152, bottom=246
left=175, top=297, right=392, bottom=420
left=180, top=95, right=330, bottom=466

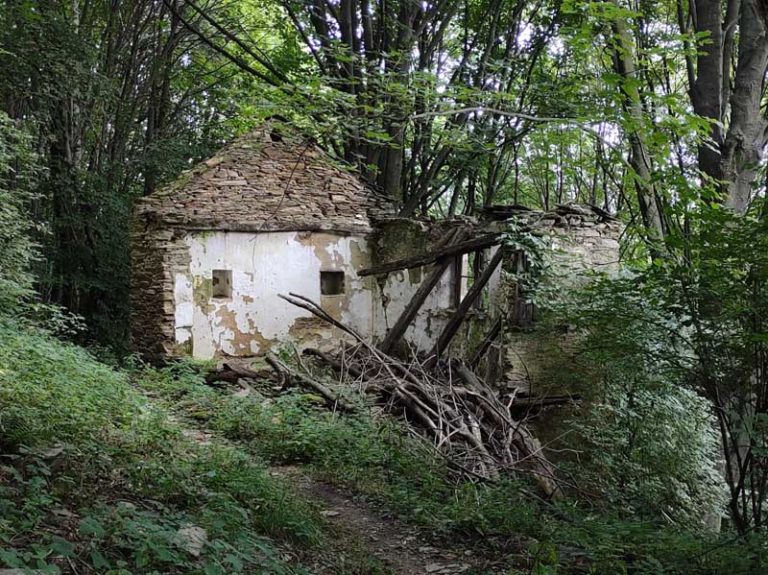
left=174, top=231, right=375, bottom=359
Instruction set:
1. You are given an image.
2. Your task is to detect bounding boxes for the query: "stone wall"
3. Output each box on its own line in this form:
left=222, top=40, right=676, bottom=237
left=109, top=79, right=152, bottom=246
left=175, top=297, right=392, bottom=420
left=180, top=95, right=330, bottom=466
left=134, top=124, right=392, bottom=236
left=498, top=205, right=622, bottom=392
left=131, top=121, right=393, bottom=359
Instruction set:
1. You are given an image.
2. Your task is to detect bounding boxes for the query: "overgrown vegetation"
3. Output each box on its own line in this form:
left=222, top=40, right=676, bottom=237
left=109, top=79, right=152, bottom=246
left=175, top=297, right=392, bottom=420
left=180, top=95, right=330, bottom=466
left=3, top=0, right=768, bottom=572
left=136, top=360, right=765, bottom=574
left=0, top=320, right=325, bottom=574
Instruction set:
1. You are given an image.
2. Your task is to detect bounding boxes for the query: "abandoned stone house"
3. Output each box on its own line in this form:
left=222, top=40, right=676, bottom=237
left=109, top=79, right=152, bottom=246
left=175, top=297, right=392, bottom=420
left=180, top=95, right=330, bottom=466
left=131, top=122, right=621, bottom=388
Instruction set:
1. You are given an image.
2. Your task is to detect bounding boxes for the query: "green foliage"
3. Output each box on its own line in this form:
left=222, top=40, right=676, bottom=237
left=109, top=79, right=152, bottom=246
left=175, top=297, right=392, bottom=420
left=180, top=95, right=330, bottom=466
left=0, top=319, right=320, bottom=573
left=136, top=361, right=764, bottom=574
left=540, top=198, right=768, bottom=535
left=0, top=112, right=40, bottom=310
left=543, top=271, right=727, bottom=528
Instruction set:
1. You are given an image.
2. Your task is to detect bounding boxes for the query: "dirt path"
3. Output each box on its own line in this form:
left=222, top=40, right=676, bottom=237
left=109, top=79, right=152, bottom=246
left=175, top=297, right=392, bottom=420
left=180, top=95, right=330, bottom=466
left=273, top=466, right=480, bottom=575
left=175, top=405, right=505, bottom=574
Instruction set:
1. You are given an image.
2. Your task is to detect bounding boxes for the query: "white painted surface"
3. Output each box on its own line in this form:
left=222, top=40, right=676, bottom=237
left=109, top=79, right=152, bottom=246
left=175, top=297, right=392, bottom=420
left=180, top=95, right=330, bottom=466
left=176, top=231, right=374, bottom=359
left=173, top=230, right=497, bottom=359
left=373, top=266, right=456, bottom=351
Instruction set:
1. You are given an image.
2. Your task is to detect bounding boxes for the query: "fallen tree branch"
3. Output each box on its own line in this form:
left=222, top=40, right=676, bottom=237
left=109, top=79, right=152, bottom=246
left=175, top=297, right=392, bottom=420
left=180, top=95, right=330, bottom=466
left=205, top=363, right=262, bottom=385
left=265, top=352, right=355, bottom=413
left=278, top=292, right=565, bottom=500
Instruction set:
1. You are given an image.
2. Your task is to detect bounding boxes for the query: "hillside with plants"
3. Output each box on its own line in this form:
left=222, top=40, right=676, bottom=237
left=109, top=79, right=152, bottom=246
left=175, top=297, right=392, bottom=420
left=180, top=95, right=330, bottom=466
left=3, top=0, right=768, bottom=573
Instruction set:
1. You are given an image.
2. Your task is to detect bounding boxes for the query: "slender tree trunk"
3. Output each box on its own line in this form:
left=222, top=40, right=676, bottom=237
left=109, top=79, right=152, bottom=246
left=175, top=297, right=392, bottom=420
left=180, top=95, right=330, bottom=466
left=722, top=0, right=768, bottom=213
left=610, top=12, right=665, bottom=241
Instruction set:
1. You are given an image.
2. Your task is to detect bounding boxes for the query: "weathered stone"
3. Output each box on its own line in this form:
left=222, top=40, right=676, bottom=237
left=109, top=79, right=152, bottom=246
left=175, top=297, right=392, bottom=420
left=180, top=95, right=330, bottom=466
left=131, top=122, right=394, bottom=360
left=175, top=525, right=207, bottom=557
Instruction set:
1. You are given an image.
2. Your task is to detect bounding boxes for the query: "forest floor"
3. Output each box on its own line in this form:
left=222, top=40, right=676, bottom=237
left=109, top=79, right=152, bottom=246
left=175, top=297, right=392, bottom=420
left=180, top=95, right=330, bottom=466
left=3, top=323, right=753, bottom=575
left=274, top=466, right=477, bottom=575
left=176, top=400, right=502, bottom=575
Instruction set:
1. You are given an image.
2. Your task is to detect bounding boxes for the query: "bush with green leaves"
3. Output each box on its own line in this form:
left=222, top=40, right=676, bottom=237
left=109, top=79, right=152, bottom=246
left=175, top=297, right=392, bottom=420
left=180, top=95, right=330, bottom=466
left=0, top=319, right=321, bottom=574
left=137, top=359, right=764, bottom=574
left=0, top=112, right=40, bottom=311
left=545, top=201, right=768, bottom=534
left=543, top=273, right=727, bottom=529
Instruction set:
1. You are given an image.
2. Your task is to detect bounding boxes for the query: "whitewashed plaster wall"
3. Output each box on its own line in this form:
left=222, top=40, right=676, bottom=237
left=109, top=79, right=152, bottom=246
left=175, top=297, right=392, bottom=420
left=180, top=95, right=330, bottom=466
left=373, top=265, right=456, bottom=351
left=175, top=230, right=374, bottom=359
left=372, top=247, right=503, bottom=354
left=172, top=230, right=497, bottom=359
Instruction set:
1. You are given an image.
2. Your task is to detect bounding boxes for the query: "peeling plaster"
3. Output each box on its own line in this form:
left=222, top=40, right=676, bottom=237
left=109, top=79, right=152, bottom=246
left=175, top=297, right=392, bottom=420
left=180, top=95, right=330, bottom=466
left=177, top=231, right=377, bottom=359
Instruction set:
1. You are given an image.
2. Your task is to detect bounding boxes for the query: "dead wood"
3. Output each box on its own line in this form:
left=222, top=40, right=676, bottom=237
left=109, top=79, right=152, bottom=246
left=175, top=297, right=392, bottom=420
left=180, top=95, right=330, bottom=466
left=302, top=348, right=365, bottom=379
left=265, top=352, right=355, bottom=413
left=379, top=258, right=455, bottom=354
left=358, top=233, right=502, bottom=277
left=278, top=291, right=564, bottom=500
left=378, top=229, right=470, bottom=354
left=510, top=394, right=582, bottom=410
left=426, top=247, right=506, bottom=366
left=469, top=316, right=502, bottom=367
left=205, top=362, right=262, bottom=385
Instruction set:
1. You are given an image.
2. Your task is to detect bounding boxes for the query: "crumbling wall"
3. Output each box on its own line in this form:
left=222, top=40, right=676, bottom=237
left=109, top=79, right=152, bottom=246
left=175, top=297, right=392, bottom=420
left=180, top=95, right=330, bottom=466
left=369, top=218, right=501, bottom=355
left=130, top=222, right=190, bottom=359
left=172, top=230, right=374, bottom=359
left=499, top=207, right=622, bottom=392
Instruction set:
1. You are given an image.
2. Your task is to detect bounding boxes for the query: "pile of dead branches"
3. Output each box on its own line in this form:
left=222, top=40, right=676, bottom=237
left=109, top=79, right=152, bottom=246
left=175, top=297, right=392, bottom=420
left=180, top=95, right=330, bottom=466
left=262, top=293, right=564, bottom=500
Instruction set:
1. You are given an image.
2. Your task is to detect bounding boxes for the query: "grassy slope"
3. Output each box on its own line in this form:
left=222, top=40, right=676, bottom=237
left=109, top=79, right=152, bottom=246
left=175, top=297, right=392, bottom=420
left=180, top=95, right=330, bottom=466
left=0, top=319, right=763, bottom=574
left=136, top=361, right=764, bottom=575
left=0, top=319, right=325, bottom=575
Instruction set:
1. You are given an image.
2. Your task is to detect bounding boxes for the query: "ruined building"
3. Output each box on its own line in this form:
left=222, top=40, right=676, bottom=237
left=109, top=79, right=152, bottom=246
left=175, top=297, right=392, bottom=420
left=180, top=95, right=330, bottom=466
left=131, top=123, right=621, bottom=388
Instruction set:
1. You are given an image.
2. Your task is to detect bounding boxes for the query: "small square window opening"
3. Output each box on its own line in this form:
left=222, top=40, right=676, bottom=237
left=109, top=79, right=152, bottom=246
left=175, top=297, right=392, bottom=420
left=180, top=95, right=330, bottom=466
left=212, top=269, right=232, bottom=299
left=321, top=271, right=345, bottom=295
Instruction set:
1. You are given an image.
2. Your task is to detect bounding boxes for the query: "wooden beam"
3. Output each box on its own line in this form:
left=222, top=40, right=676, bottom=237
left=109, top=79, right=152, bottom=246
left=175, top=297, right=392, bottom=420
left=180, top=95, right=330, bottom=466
left=379, top=258, right=454, bottom=354
left=426, top=247, right=505, bottom=367
left=378, top=228, right=468, bottom=354
left=359, top=233, right=502, bottom=277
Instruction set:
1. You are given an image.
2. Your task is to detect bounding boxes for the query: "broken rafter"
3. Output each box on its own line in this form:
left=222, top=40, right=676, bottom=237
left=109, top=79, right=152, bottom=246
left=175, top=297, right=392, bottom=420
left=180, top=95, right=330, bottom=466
left=426, top=246, right=506, bottom=367
left=379, top=260, right=454, bottom=354
left=358, top=233, right=503, bottom=277
left=469, top=316, right=503, bottom=368
left=378, top=229, right=470, bottom=354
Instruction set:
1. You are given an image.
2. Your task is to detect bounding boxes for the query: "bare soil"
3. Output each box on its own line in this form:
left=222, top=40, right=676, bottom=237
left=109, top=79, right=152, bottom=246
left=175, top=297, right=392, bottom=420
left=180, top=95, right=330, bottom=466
left=272, top=466, right=505, bottom=575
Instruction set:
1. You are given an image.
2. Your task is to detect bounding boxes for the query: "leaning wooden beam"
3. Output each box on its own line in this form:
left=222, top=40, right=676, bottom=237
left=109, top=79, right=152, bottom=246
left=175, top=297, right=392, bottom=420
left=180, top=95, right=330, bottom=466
left=377, top=228, right=471, bottom=354
left=358, top=233, right=502, bottom=277
left=379, top=259, right=454, bottom=354
left=468, top=316, right=503, bottom=368
left=426, top=247, right=506, bottom=367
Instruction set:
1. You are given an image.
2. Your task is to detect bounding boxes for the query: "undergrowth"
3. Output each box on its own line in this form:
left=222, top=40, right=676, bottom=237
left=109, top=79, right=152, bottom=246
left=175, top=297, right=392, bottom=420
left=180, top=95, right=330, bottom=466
left=135, top=359, right=767, bottom=575
left=0, top=318, right=322, bottom=574
left=2, top=319, right=765, bottom=574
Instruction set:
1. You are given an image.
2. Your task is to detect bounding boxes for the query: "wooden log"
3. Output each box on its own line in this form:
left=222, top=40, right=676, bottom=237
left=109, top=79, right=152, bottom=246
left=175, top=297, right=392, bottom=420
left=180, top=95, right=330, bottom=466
left=358, top=233, right=502, bottom=277
left=426, top=247, right=505, bottom=367
left=265, top=352, right=355, bottom=412
left=379, top=259, right=454, bottom=354
left=205, top=362, right=262, bottom=385
left=509, top=394, right=582, bottom=409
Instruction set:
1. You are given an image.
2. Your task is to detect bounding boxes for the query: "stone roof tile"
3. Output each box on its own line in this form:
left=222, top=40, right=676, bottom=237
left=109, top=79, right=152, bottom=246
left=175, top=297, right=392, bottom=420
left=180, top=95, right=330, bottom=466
left=135, top=122, right=393, bottom=234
